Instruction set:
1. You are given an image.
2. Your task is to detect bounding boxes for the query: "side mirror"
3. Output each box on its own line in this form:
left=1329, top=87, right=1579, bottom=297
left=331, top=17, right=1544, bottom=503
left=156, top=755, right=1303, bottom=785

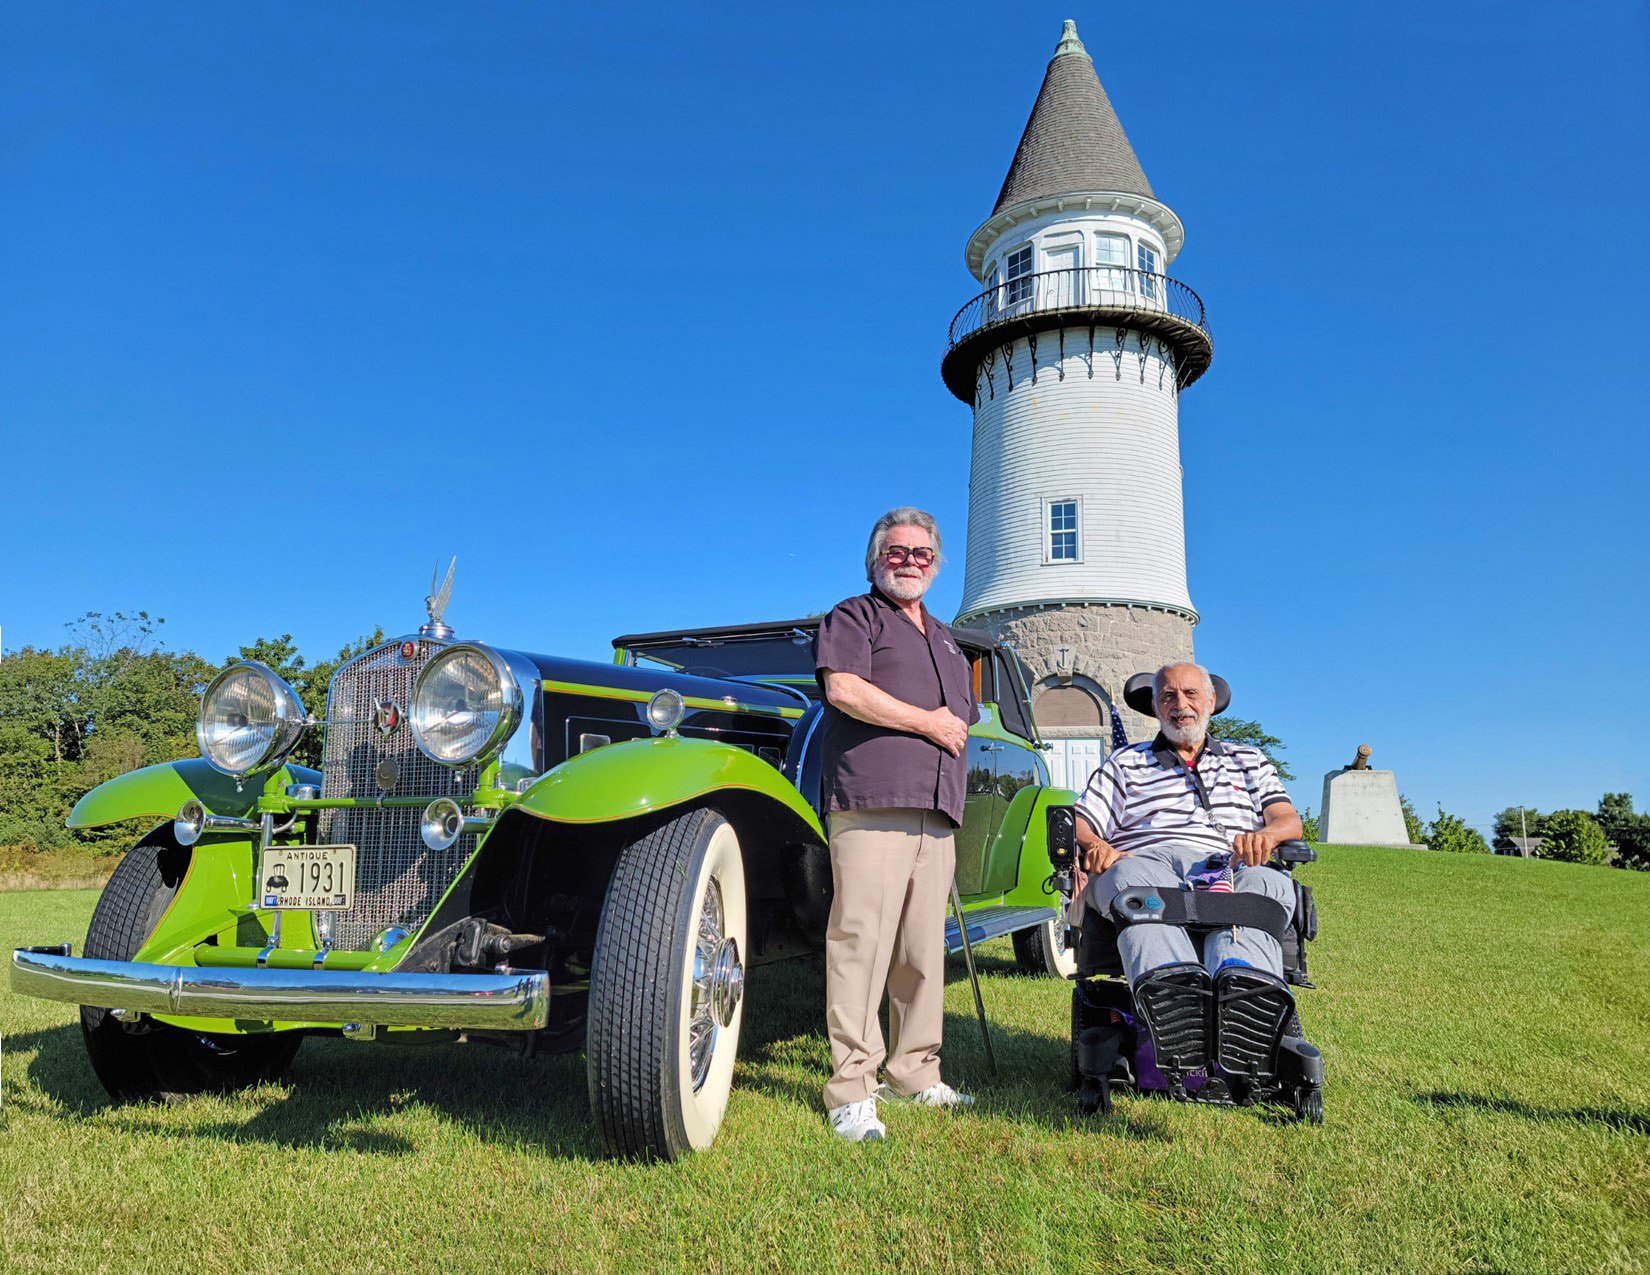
left=1046, top=805, right=1077, bottom=872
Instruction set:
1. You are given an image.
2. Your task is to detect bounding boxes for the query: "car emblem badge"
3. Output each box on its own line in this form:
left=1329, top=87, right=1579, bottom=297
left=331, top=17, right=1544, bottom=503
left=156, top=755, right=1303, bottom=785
left=400, top=641, right=418, bottom=660
left=374, top=698, right=402, bottom=735
left=375, top=758, right=400, bottom=793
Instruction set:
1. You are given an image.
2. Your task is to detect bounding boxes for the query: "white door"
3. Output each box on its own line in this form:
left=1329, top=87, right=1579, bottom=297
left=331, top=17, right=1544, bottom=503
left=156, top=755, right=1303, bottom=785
left=1046, top=244, right=1081, bottom=308
left=1047, top=738, right=1103, bottom=792
left=1064, top=738, right=1103, bottom=792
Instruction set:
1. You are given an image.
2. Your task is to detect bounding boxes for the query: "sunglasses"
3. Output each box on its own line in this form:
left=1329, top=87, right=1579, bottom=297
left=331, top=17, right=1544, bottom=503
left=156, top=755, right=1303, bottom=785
left=883, top=545, right=935, bottom=566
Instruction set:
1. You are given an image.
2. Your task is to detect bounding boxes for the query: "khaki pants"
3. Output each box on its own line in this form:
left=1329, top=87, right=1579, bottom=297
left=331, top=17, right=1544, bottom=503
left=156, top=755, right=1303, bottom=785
left=822, top=808, right=956, bottom=1109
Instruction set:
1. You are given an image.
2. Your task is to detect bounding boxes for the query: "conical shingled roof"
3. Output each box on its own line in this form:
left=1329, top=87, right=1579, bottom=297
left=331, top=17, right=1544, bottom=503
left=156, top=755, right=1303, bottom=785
left=992, top=21, right=1154, bottom=213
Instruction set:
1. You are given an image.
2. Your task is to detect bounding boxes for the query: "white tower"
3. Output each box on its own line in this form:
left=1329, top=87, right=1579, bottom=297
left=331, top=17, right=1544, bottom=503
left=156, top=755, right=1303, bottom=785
left=943, top=21, right=1214, bottom=785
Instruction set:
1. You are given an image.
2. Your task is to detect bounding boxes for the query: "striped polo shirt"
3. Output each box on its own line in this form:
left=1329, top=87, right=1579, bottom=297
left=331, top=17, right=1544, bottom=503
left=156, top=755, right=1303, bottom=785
left=1075, top=735, right=1293, bottom=857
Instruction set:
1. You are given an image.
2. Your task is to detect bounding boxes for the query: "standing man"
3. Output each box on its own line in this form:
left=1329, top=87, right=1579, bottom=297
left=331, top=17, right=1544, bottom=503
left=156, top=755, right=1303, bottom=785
left=814, top=507, right=979, bottom=1143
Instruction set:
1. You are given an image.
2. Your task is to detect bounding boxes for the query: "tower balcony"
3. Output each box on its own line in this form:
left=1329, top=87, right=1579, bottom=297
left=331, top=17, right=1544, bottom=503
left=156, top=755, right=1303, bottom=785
left=941, top=265, right=1212, bottom=404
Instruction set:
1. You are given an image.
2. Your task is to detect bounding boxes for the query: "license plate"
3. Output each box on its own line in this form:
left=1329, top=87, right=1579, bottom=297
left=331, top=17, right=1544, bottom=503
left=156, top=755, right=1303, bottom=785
left=258, top=845, right=357, bottom=911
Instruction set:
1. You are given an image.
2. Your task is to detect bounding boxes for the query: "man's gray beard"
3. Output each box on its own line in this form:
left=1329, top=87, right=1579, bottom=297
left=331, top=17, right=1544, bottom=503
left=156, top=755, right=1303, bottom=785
left=875, top=565, right=929, bottom=602
left=1159, top=715, right=1209, bottom=748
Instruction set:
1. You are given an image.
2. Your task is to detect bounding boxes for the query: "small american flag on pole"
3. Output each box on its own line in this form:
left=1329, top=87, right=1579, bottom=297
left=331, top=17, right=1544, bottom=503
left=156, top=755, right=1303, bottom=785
left=1206, top=855, right=1235, bottom=894
left=1109, top=705, right=1130, bottom=752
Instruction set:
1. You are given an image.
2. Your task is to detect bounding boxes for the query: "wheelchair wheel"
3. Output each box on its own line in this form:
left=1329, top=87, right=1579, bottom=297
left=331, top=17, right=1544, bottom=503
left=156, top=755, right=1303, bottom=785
left=1292, top=1086, right=1323, bottom=1125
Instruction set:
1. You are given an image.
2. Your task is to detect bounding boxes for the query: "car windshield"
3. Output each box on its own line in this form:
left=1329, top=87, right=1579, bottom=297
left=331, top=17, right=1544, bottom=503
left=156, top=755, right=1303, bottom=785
left=623, top=631, right=821, bottom=692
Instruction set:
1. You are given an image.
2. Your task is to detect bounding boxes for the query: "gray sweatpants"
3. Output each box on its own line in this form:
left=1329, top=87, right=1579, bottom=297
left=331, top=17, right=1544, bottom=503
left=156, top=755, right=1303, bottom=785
left=1084, top=840, right=1295, bottom=986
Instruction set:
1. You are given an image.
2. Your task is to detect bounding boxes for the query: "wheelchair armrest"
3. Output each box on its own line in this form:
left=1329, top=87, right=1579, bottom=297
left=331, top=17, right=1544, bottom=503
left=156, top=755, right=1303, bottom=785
left=1274, top=839, right=1316, bottom=865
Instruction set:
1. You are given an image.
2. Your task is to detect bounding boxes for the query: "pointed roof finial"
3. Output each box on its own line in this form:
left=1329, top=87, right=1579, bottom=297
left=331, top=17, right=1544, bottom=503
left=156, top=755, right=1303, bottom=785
left=990, top=20, right=1154, bottom=213
left=1053, top=19, right=1089, bottom=60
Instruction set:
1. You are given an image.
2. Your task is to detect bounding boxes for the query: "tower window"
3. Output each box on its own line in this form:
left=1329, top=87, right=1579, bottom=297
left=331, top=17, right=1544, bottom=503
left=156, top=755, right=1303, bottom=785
left=1094, top=233, right=1128, bottom=293
left=985, top=263, right=1000, bottom=318
left=1005, top=244, right=1034, bottom=306
left=1137, top=242, right=1159, bottom=299
left=1045, top=498, right=1080, bottom=562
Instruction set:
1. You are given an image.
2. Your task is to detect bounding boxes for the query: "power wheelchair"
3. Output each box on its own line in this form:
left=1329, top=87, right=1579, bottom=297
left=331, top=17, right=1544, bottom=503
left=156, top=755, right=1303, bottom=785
left=1044, top=676, right=1325, bottom=1124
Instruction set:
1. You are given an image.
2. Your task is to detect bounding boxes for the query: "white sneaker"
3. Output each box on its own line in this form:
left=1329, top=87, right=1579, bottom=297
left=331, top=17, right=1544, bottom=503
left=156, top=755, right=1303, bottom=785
left=908, top=1081, right=974, bottom=1109
left=828, top=1097, right=886, bottom=1142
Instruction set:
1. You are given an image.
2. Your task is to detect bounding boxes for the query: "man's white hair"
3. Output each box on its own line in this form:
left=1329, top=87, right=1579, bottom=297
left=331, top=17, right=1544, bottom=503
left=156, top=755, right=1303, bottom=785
left=1152, top=661, right=1214, bottom=706
left=864, top=507, right=942, bottom=583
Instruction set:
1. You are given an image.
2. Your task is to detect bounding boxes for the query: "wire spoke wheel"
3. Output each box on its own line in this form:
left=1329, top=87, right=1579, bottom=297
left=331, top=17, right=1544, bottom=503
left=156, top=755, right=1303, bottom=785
left=587, top=808, right=748, bottom=1160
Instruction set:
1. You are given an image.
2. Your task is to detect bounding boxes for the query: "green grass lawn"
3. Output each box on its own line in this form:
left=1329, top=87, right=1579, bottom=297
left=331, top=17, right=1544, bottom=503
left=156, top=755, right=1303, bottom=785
left=3, top=847, right=1646, bottom=1275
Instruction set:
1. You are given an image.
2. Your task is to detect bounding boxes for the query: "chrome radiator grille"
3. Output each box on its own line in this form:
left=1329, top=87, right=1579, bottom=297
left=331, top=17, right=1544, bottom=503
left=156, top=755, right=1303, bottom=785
left=318, top=641, right=480, bottom=951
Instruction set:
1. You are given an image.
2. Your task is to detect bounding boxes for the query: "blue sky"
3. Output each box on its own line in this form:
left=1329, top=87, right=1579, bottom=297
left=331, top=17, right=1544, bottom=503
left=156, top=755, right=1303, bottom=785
left=4, top=1, right=1647, bottom=836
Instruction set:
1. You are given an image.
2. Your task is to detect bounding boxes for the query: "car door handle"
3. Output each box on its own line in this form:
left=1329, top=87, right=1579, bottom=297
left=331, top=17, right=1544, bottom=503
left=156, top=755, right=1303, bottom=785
left=980, top=743, right=1004, bottom=752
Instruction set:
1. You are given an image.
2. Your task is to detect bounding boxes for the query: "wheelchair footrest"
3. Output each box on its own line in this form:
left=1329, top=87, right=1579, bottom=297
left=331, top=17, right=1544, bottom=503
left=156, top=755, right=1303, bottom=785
left=1132, top=963, right=1212, bottom=1074
left=1214, top=965, right=1294, bottom=1079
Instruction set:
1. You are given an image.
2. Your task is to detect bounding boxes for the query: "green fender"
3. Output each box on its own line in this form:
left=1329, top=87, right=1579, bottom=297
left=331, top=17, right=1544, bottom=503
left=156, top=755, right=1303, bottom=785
left=67, top=758, right=322, bottom=828
left=509, top=736, right=824, bottom=840
left=990, top=783, right=1080, bottom=907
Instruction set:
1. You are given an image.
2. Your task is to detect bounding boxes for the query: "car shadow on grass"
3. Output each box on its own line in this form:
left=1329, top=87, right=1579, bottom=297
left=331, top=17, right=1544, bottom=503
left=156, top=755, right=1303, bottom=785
left=13, top=953, right=1175, bottom=1154
left=13, top=1018, right=606, bottom=1157
left=1415, top=1090, right=1649, bottom=1135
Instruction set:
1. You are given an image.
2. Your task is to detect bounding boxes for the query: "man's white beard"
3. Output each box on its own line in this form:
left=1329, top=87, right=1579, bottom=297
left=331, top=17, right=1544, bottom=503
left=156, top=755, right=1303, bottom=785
left=875, top=564, right=929, bottom=602
left=1159, top=711, right=1210, bottom=748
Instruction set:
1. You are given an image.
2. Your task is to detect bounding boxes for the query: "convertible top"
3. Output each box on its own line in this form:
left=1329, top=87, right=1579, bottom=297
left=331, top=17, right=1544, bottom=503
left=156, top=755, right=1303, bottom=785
left=612, top=617, right=1006, bottom=656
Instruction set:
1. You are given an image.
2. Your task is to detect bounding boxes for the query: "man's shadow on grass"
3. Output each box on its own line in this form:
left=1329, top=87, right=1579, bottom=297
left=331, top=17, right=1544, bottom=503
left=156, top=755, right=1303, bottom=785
left=14, top=953, right=1174, bottom=1155
left=1415, top=1090, right=1649, bottom=1135
left=736, top=955, right=1175, bottom=1143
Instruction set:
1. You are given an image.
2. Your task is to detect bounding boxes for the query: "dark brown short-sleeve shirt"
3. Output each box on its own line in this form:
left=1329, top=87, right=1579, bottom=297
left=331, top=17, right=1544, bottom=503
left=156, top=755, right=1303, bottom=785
left=814, top=588, right=979, bottom=825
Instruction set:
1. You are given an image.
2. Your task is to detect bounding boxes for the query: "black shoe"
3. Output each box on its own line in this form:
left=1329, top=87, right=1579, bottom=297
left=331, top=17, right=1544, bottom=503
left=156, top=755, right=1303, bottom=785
left=1213, top=964, right=1294, bottom=1079
left=1131, top=963, right=1212, bottom=1074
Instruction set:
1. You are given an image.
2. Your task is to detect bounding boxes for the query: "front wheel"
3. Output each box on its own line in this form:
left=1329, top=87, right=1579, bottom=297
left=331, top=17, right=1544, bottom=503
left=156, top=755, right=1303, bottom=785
left=82, top=837, right=301, bottom=1103
left=586, top=808, right=748, bottom=1160
left=1013, top=911, right=1078, bottom=979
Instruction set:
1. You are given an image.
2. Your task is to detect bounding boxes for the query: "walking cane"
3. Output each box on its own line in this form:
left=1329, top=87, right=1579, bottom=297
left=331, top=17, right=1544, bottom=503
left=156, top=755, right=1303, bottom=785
left=949, top=878, right=998, bottom=1076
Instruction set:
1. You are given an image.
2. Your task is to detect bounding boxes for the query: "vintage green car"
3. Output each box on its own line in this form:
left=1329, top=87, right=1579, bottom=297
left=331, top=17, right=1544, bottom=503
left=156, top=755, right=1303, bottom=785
left=12, top=595, right=1074, bottom=1159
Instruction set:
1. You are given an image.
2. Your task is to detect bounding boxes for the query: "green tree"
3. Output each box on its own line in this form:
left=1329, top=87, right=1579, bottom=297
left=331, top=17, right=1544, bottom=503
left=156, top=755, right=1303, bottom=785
left=1425, top=805, right=1491, bottom=854
left=1595, top=793, right=1650, bottom=871
left=1539, top=810, right=1612, bottom=866
left=1493, top=806, right=1546, bottom=843
left=1400, top=794, right=1425, bottom=845
left=1299, top=807, right=1320, bottom=841
left=1207, top=716, right=1294, bottom=782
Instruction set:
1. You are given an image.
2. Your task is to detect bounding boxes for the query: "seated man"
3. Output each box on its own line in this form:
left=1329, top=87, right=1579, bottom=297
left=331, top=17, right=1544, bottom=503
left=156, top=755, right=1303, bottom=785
left=1074, top=661, right=1303, bottom=1065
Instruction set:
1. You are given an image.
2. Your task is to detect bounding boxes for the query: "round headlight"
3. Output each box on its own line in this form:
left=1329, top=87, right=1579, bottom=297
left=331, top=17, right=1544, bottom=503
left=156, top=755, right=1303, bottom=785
left=197, top=662, right=307, bottom=777
left=410, top=644, right=522, bottom=767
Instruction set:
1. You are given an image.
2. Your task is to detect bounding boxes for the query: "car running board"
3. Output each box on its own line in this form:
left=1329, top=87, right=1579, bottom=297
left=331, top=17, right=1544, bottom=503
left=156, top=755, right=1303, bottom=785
left=944, top=905, right=1058, bottom=954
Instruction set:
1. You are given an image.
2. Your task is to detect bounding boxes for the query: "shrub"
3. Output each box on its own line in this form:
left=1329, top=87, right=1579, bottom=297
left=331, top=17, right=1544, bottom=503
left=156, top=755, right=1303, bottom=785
left=1424, top=806, right=1491, bottom=854
left=0, top=814, right=74, bottom=854
left=1300, top=807, right=1320, bottom=842
left=1401, top=794, right=1425, bottom=845
left=1539, top=810, right=1612, bottom=866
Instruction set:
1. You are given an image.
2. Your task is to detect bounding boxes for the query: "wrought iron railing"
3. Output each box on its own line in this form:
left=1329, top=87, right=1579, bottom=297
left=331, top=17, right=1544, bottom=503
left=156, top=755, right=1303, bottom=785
left=945, top=265, right=1209, bottom=352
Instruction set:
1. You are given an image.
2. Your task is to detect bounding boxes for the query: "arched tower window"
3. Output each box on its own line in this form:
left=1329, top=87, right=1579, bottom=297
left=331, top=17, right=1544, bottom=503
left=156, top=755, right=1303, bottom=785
left=1035, top=684, right=1103, bottom=728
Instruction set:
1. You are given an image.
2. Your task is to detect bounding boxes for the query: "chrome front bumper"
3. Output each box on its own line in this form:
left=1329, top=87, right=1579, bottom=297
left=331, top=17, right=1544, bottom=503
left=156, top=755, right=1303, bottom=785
left=10, top=949, right=550, bottom=1031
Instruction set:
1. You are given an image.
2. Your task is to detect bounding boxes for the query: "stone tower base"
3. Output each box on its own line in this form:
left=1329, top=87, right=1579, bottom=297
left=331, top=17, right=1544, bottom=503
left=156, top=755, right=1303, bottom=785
left=961, top=602, right=1194, bottom=744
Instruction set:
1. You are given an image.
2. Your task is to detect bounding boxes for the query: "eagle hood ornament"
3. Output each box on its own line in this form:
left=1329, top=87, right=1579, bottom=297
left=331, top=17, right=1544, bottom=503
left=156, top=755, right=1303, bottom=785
left=420, top=557, right=457, bottom=639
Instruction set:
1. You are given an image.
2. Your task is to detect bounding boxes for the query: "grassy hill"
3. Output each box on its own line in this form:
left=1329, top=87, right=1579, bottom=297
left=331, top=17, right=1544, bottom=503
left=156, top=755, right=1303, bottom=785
left=2, top=846, right=1645, bottom=1274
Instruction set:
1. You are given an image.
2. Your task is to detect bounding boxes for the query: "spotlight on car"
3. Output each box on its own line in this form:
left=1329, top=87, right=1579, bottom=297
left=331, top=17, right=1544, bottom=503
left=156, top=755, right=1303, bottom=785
left=196, top=662, right=309, bottom=778
left=646, top=688, right=686, bottom=735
